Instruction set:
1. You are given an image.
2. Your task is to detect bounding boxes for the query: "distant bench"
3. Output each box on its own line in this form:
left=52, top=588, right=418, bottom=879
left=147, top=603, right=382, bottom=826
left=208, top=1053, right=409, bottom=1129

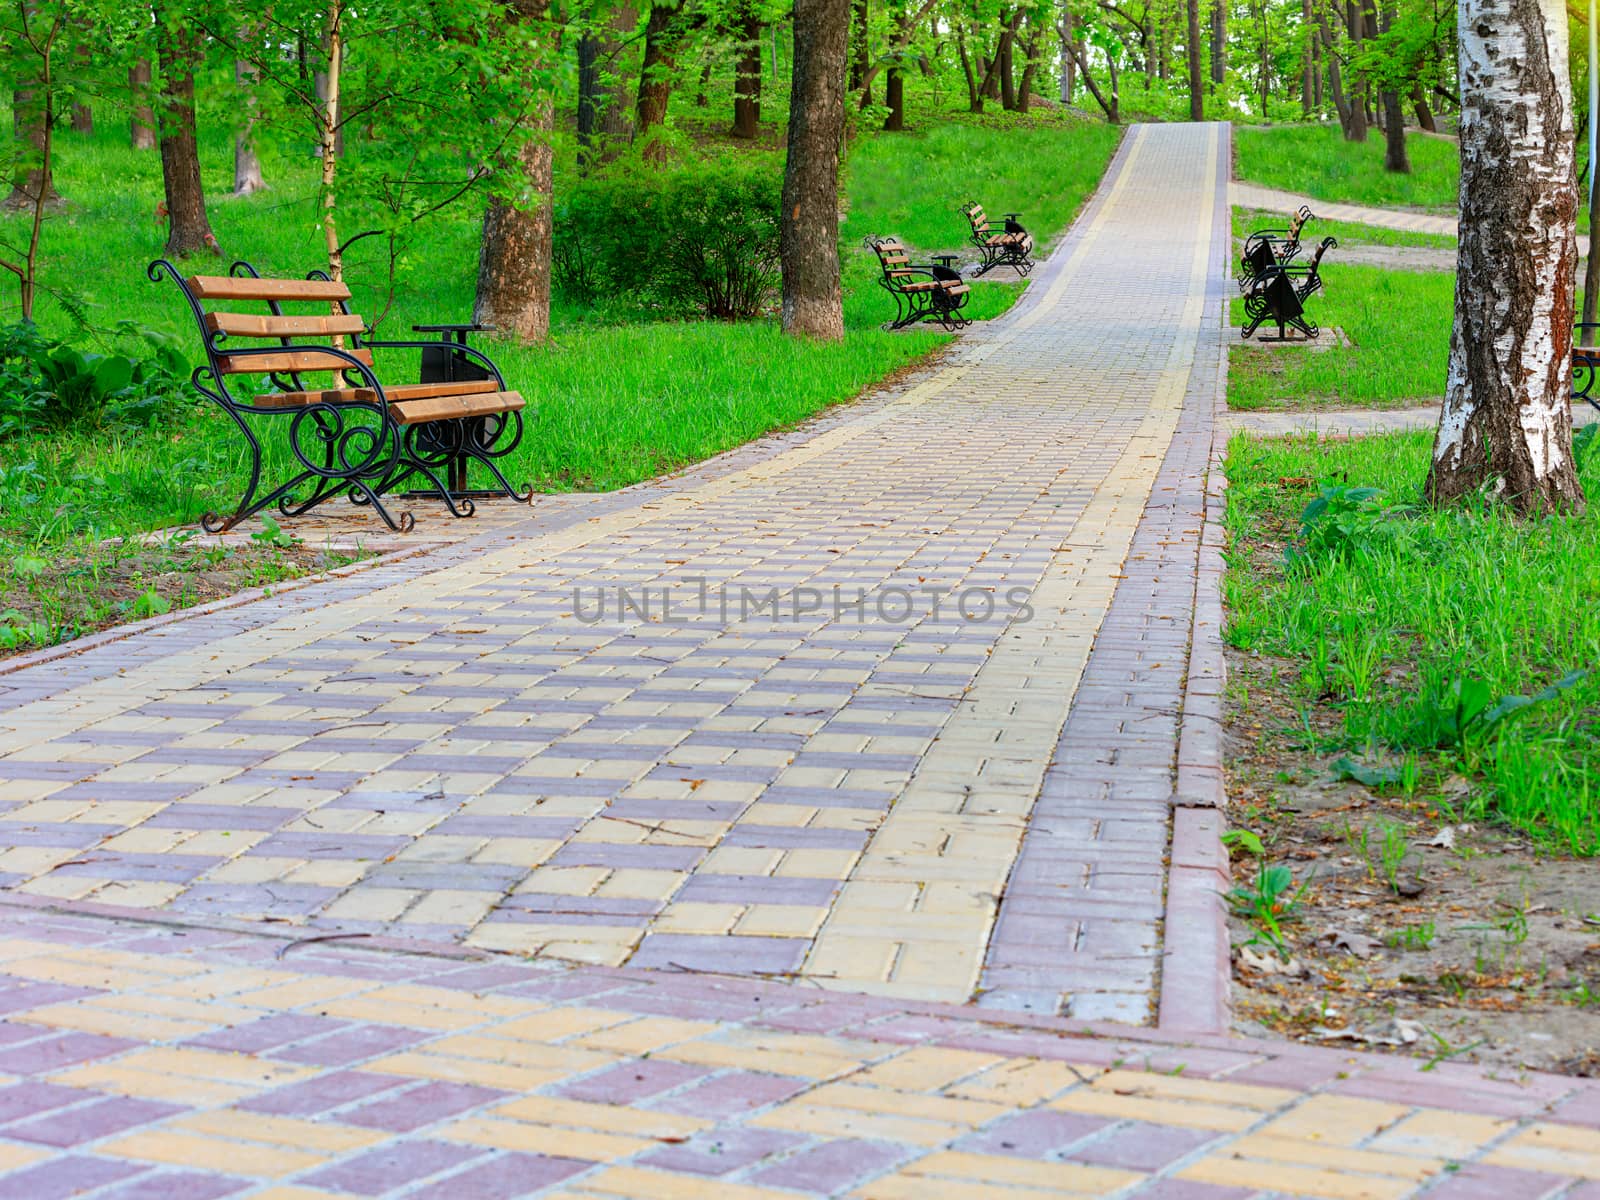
left=151, top=260, right=530, bottom=533
left=865, top=236, right=971, bottom=331
left=962, top=202, right=1034, bottom=277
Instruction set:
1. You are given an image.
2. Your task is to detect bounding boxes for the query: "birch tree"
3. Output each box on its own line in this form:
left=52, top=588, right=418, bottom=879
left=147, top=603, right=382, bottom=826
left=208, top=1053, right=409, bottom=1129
left=1425, top=0, right=1585, bottom=515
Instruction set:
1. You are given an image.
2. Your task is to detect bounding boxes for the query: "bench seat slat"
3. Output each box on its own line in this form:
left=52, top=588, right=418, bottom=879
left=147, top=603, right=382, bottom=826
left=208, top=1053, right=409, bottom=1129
left=216, top=348, right=375, bottom=375
left=252, top=379, right=502, bottom=409
left=189, top=275, right=353, bottom=303
left=207, top=312, right=367, bottom=338
left=390, top=391, right=525, bottom=426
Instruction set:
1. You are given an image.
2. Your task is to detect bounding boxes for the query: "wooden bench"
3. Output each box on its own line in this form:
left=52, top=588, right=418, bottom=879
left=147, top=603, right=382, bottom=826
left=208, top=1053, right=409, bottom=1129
left=961, top=202, right=1034, bottom=277
left=865, top=236, right=971, bottom=331
left=1241, top=236, right=1338, bottom=342
left=149, top=259, right=529, bottom=533
left=1574, top=323, right=1600, bottom=414
left=1238, top=206, right=1314, bottom=291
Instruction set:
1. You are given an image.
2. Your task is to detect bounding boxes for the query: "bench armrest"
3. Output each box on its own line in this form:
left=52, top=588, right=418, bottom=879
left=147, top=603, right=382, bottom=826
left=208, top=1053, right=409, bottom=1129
left=359, top=339, right=508, bottom=388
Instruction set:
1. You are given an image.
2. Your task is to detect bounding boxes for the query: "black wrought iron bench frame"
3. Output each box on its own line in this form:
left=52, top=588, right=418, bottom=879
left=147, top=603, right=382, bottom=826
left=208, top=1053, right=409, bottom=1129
left=150, top=259, right=531, bottom=534
left=1241, top=236, right=1338, bottom=341
left=1238, top=205, right=1314, bottom=292
left=961, top=201, right=1034, bottom=277
left=1573, top=323, right=1600, bottom=414
left=865, top=236, right=971, bottom=332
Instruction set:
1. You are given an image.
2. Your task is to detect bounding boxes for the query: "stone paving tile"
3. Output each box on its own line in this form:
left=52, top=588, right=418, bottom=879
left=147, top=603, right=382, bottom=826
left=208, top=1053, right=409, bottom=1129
left=0, top=911, right=1587, bottom=1197
left=0, top=122, right=1226, bottom=1011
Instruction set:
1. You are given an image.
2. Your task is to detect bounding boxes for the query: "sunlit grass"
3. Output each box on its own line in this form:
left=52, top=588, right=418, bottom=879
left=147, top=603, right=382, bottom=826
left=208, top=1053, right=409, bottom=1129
left=1235, top=125, right=1460, bottom=212
left=1224, top=429, right=1600, bottom=854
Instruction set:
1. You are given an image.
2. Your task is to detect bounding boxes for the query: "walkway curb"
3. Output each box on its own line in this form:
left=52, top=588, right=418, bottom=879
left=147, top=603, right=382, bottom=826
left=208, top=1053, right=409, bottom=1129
left=1158, top=123, right=1235, bottom=1037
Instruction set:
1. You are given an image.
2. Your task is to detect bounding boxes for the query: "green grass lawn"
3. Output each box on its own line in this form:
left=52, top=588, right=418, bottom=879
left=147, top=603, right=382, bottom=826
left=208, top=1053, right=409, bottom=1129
left=1224, top=429, right=1600, bottom=855
left=1233, top=206, right=1456, bottom=251
left=1229, top=263, right=1453, bottom=410
left=1235, top=125, right=1460, bottom=212
left=0, top=108, right=1119, bottom=653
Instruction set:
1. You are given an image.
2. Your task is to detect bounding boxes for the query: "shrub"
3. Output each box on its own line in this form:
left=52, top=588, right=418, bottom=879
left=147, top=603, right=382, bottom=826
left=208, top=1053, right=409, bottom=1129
left=0, top=321, right=194, bottom=437
left=554, top=161, right=782, bottom=320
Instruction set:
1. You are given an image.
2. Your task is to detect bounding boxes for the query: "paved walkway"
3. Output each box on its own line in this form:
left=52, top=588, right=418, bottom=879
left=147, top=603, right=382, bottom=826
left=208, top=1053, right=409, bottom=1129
left=0, top=124, right=1596, bottom=1196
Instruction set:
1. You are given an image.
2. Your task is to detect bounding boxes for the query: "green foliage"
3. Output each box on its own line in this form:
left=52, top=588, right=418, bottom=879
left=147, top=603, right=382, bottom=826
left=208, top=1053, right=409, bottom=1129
left=1225, top=429, right=1600, bottom=854
left=1227, top=862, right=1304, bottom=955
left=554, top=161, right=783, bottom=320
left=0, top=321, right=195, bottom=437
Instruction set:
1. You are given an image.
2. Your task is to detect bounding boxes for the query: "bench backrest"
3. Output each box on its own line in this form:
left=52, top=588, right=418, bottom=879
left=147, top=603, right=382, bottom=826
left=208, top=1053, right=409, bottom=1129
left=1301, top=236, right=1336, bottom=277
left=866, top=236, right=914, bottom=277
left=963, top=202, right=991, bottom=234
left=170, top=267, right=375, bottom=380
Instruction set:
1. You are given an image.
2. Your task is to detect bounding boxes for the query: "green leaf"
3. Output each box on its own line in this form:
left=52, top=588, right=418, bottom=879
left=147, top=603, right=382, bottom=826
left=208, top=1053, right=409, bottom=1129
left=1331, top=755, right=1403, bottom=787
left=11, top=555, right=48, bottom=578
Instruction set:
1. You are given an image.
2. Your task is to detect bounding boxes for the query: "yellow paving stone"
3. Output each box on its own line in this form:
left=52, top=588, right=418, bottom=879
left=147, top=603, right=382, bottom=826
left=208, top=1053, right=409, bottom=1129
left=515, top=866, right=609, bottom=896
left=282, top=859, right=371, bottom=888
left=1255, top=1096, right=1414, bottom=1146
left=363, top=1050, right=573, bottom=1092
left=1083, top=1069, right=1298, bottom=1111
left=652, top=902, right=746, bottom=935
left=177, top=831, right=266, bottom=858
left=593, top=869, right=688, bottom=901
left=854, top=1047, right=1005, bottom=1093
left=1049, top=1088, right=1262, bottom=1133
left=1178, top=1155, right=1415, bottom=1200
left=802, top=934, right=899, bottom=983
left=735, top=904, right=827, bottom=938
left=853, top=1175, right=1082, bottom=1200
left=491, top=1095, right=713, bottom=1140
left=88, top=880, right=190, bottom=909
left=51, top=1063, right=257, bottom=1106
left=659, top=1030, right=879, bottom=1080
left=417, top=1033, right=616, bottom=1076
left=832, top=881, right=920, bottom=911
left=99, top=827, right=190, bottom=854
left=441, top=1115, right=653, bottom=1161
left=1367, top=1110, right=1513, bottom=1159
left=400, top=889, right=500, bottom=925
left=233, top=974, right=375, bottom=1010
left=749, top=1101, right=967, bottom=1147
left=1225, top=1134, right=1445, bottom=1180
left=492, top=1007, right=635, bottom=1042
left=950, top=1058, right=1100, bottom=1106
left=904, top=1149, right=1145, bottom=1193
left=801, top=1082, right=1007, bottom=1127
left=283, top=808, right=374, bottom=834
left=100, top=1129, right=326, bottom=1177
left=774, top=849, right=860, bottom=878
left=472, top=836, right=562, bottom=866
left=698, top=847, right=783, bottom=876
left=5, top=955, right=176, bottom=991
left=0, top=1143, right=50, bottom=1172
left=16, top=874, right=104, bottom=900
left=21, top=999, right=218, bottom=1042
left=573, top=1016, right=721, bottom=1055
left=465, top=923, right=640, bottom=964
left=1486, top=1122, right=1600, bottom=1178
left=174, top=1110, right=384, bottom=1153
left=203, top=857, right=304, bottom=884
left=581, top=1166, right=798, bottom=1200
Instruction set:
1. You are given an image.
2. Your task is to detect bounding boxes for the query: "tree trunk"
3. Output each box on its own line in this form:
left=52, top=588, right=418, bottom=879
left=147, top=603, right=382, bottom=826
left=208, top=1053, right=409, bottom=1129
left=1064, top=35, right=1118, bottom=121
left=1017, top=26, right=1039, bottom=112
left=578, top=2, right=635, bottom=165
left=1319, top=18, right=1355, bottom=135
left=70, top=105, right=91, bottom=134
left=635, top=0, right=681, bottom=162
left=780, top=0, right=848, bottom=340
left=1427, top=0, right=1583, bottom=515
left=1381, top=87, right=1410, bottom=170
left=958, top=26, right=981, bottom=111
left=999, top=12, right=1016, bottom=109
left=884, top=56, right=905, bottom=127
left=1211, top=0, right=1226, bottom=85
left=850, top=0, right=869, bottom=98
left=475, top=0, right=555, bottom=343
left=1059, top=10, right=1075, bottom=102
left=153, top=7, right=217, bottom=256
left=1301, top=0, right=1314, bottom=116
left=6, top=88, right=62, bottom=209
left=1345, top=0, right=1368, bottom=139
left=732, top=6, right=761, bottom=136
left=318, top=3, right=343, bottom=280
left=234, top=56, right=265, bottom=195
left=1411, top=81, right=1436, bottom=130
left=130, top=60, right=157, bottom=149
left=1187, top=0, right=1204, bottom=119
